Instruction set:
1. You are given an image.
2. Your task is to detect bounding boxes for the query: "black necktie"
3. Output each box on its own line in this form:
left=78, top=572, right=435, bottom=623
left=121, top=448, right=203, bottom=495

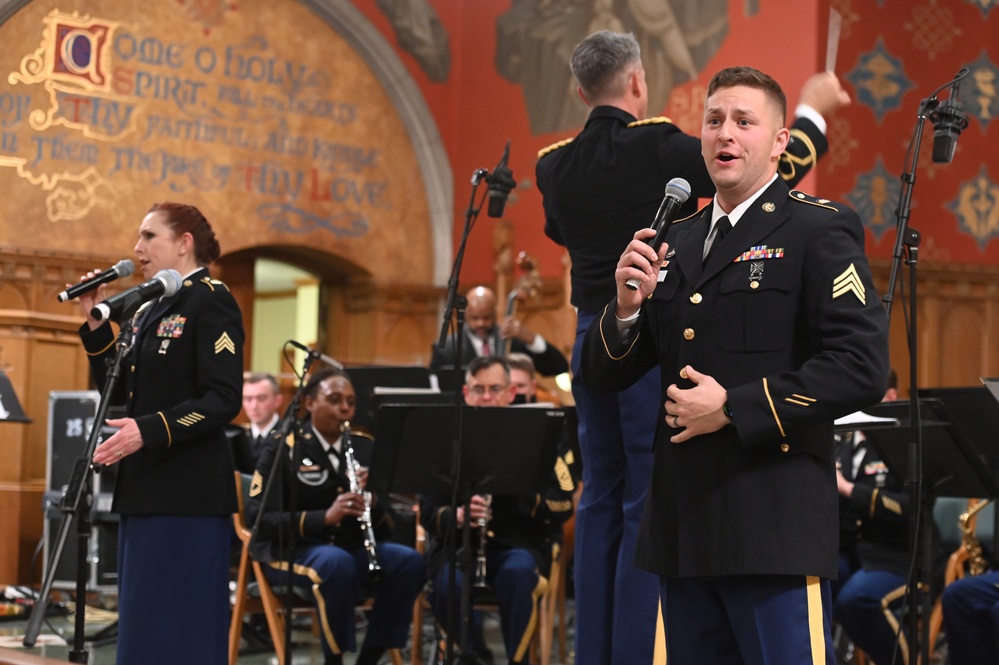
left=704, top=216, right=732, bottom=265
left=329, top=445, right=345, bottom=473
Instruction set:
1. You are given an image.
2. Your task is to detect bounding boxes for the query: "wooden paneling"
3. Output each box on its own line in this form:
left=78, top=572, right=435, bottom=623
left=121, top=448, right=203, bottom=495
left=872, top=260, right=999, bottom=394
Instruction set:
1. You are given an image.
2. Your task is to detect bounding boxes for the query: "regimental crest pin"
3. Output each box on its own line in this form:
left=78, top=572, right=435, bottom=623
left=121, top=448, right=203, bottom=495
left=762, top=202, right=776, bottom=213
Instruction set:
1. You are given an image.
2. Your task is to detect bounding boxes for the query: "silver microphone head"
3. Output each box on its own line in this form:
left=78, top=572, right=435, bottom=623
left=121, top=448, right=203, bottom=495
left=154, top=269, right=183, bottom=297
left=115, top=259, right=136, bottom=277
left=665, top=177, right=691, bottom=203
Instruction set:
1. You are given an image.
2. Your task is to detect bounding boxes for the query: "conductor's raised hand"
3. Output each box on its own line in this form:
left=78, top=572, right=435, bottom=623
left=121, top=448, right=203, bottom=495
left=615, top=228, right=669, bottom=319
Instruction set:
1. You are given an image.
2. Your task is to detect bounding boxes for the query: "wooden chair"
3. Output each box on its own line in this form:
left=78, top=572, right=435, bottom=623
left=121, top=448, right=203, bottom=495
left=552, top=483, right=581, bottom=664
left=409, top=506, right=559, bottom=665
left=229, top=471, right=403, bottom=665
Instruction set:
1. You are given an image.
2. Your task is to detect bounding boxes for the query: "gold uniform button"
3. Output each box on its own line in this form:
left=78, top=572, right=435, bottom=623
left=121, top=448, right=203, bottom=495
left=750, top=281, right=760, bottom=289
left=690, top=293, right=703, bottom=304
left=780, top=443, right=790, bottom=453
left=679, top=367, right=688, bottom=379
left=683, top=328, right=695, bottom=340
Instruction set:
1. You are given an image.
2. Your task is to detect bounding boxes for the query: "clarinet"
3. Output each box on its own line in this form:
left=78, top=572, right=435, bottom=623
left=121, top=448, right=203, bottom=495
left=341, top=421, right=382, bottom=581
left=473, top=494, right=492, bottom=588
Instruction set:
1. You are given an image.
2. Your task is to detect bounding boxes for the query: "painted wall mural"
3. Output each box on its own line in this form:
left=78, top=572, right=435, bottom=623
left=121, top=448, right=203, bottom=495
left=0, top=1, right=434, bottom=283
left=824, top=0, right=997, bottom=261
left=495, top=0, right=730, bottom=135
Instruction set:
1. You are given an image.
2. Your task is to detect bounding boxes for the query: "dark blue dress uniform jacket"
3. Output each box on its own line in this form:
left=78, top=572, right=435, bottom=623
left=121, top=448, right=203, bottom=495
left=536, top=105, right=828, bottom=313
left=581, top=179, right=891, bottom=580
left=80, top=267, right=244, bottom=516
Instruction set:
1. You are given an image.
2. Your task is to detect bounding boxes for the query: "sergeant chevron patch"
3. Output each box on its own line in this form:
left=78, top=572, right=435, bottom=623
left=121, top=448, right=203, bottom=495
left=832, top=264, right=866, bottom=305
left=215, top=332, right=236, bottom=354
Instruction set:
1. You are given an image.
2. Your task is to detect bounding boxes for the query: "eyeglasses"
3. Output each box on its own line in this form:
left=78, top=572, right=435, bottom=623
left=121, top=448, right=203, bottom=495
left=468, top=384, right=508, bottom=396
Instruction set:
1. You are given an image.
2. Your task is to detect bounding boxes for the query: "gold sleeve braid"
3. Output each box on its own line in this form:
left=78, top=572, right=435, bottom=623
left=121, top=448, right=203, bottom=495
left=778, top=129, right=818, bottom=182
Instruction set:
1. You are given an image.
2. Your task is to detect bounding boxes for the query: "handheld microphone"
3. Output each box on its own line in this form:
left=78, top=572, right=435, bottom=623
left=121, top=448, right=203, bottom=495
left=58, top=259, right=135, bottom=302
left=288, top=340, right=344, bottom=369
left=625, top=178, right=692, bottom=290
left=90, top=269, right=183, bottom=322
left=487, top=140, right=515, bottom=218
left=930, top=69, right=970, bottom=164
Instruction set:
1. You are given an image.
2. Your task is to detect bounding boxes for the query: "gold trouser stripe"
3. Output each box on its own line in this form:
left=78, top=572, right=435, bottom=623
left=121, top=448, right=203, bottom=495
left=267, top=560, right=341, bottom=655
left=654, top=596, right=667, bottom=665
left=806, top=576, right=826, bottom=665
left=880, top=584, right=911, bottom=664
left=512, top=574, right=548, bottom=661
left=763, top=378, right=786, bottom=437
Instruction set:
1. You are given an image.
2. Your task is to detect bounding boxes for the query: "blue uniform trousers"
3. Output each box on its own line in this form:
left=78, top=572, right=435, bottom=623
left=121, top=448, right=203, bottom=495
left=265, top=542, right=425, bottom=659
left=431, top=547, right=544, bottom=663
left=572, top=309, right=661, bottom=665
left=661, top=575, right=836, bottom=665
left=941, top=571, right=999, bottom=665
left=834, top=568, right=916, bottom=665
left=117, top=515, right=231, bottom=665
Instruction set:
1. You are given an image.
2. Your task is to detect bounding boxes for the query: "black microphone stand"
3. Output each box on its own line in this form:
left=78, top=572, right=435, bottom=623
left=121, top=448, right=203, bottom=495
left=882, top=68, right=970, bottom=665
left=247, top=341, right=320, bottom=665
left=23, top=317, right=137, bottom=658
left=435, top=167, right=492, bottom=665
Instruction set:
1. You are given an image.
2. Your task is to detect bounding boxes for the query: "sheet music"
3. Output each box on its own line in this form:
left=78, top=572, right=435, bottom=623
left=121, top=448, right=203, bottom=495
left=834, top=410, right=899, bottom=427
left=982, top=377, right=999, bottom=404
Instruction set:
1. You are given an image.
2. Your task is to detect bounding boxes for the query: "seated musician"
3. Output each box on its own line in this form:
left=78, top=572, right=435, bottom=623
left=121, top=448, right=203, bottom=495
left=942, top=567, right=999, bottom=665
left=246, top=367, right=425, bottom=665
left=833, top=371, right=946, bottom=663
left=429, top=286, right=568, bottom=378
left=419, top=355, right=575, bottom=665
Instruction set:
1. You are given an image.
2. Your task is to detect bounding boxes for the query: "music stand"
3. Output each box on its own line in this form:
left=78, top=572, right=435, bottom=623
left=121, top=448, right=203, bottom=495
left=919, top=387, right=999, bottom=468
left=371, top=403, right=565, bottom=663
left=344, top=365, right=432, bottom=435
left=369, top=404, right=564, bottom=496
left=862, top=397, right=998, bottom=660
left=862, top=399, right=999, bottom=499
left=983, top=378, right=999, bottom=405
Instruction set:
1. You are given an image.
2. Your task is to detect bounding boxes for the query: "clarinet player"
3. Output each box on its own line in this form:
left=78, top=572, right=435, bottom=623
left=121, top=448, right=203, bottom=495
left=247, top=367, right=425, bottom=665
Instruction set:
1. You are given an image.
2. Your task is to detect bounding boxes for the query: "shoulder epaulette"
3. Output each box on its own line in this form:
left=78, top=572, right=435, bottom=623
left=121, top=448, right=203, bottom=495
left=199, top=276, right=231, bottom=292
left=627, top=116, right=673, bottom=127
left=672, top=203, right=710, bottom=225
left=537, top=138, right=573, bottom=159
left=788, top=190, right=839, bottom=212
